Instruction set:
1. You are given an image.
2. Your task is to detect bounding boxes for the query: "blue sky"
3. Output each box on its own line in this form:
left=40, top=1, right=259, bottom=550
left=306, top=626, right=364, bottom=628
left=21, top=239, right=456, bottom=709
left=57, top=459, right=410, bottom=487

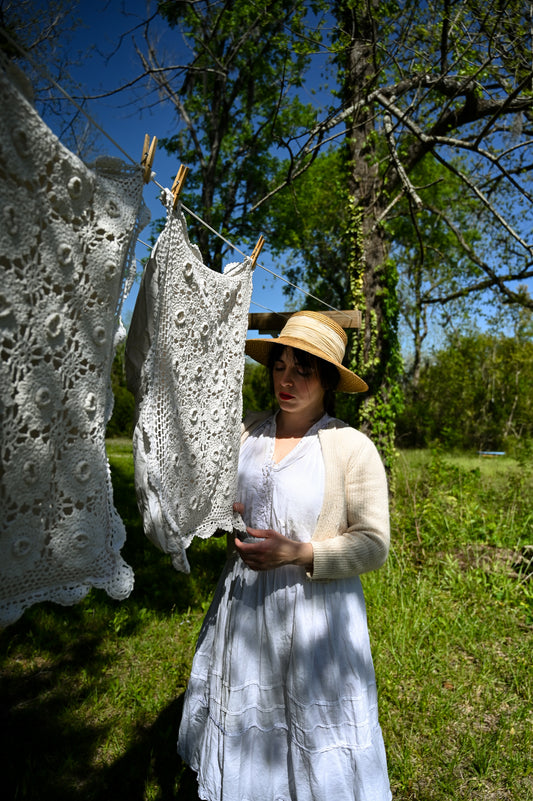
left=36, top=0, right=333, bottom=326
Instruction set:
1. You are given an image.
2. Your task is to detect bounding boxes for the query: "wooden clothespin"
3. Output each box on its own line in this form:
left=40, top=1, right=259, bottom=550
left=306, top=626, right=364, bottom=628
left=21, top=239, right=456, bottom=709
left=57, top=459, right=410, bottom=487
left=250, top=235, right=265, bottom=269
left=171, top=164, right=189, bottom=208
left=141, top=134, right=158, bottom=183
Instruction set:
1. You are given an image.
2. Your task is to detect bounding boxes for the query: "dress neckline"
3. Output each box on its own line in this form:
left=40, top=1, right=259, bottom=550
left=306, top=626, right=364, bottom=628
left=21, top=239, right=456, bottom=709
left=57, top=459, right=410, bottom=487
left=267, top=411, right=330, bottom=466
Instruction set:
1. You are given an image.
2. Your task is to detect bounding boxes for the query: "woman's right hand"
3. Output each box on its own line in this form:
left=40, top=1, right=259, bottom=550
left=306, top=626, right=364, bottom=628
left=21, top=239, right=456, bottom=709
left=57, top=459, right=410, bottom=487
left=234, top=526, right=314, bottom=572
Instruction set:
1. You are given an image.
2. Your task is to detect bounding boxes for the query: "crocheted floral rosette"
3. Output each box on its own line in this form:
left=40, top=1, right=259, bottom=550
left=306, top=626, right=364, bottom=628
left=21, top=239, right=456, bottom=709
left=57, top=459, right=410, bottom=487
left=127, top=190, right=252, bottom=572
left=0, top=67, right=149, bottom=626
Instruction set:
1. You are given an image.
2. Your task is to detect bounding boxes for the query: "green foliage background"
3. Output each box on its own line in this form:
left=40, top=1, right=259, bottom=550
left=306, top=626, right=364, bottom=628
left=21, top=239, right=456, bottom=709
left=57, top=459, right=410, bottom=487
left=397, top=330, right=533, bottom=453
left=107, top=328, right=533, bottom=457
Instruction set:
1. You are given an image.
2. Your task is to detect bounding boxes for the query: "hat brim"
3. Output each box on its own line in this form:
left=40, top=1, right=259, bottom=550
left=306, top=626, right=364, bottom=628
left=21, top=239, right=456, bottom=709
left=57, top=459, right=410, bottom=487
left=245, top=336, right=368, bottom=393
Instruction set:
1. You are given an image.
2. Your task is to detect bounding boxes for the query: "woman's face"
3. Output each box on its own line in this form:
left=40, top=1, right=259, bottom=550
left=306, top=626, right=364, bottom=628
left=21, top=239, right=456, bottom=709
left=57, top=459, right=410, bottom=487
left=272, top=347, right=326, bottom=420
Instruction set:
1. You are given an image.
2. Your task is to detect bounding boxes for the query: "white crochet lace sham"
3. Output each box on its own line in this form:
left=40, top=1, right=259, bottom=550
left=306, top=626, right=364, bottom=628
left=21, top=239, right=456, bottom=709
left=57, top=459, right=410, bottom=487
left=126, top=190, right=252, bottom=573
left=0, top=66, right=149, bottom=627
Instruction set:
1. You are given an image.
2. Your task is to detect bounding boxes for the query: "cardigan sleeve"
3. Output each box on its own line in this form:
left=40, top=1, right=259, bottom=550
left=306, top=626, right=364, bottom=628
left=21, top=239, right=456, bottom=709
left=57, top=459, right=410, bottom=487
left=309, top=430, right=390, bottom=581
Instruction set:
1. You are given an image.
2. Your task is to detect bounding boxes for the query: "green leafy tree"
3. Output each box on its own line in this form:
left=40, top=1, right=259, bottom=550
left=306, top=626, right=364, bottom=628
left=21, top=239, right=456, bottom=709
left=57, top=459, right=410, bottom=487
left=262, top=148, right=486, bottom=424
left=321, top=0, right=533, bottom=465
left=392, top=155, right=485, bottom=386
left=241, top=360, right=275, bottom=416
left=106, top=342, right=135, bottom=438
left=60, top=0, right=533, bottom=466
left=262, top=149, right=351, bottom=309
left=397, top=320, right=533, bottom=452
left=139, top=0, right=328, bottom=271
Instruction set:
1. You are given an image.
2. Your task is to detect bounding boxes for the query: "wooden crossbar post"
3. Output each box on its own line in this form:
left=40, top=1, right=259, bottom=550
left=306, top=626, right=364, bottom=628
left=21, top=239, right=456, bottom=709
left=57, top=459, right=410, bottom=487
left=247, top=310, right=362, bottom=333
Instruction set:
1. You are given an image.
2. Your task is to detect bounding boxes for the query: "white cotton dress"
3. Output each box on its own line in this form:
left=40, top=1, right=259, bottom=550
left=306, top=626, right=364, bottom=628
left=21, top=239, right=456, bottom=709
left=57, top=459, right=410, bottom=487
left=177, top=413, right=392, bottom=801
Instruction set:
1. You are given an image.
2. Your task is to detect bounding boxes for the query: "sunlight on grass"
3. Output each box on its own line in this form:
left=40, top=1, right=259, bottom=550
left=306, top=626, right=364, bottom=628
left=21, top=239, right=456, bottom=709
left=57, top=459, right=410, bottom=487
left=0, top=443, right=531, bottom=800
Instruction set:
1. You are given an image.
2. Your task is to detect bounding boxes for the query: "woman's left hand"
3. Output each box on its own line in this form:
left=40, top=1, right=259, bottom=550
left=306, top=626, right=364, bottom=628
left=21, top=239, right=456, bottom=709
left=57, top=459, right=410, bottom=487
left=234, top=527, right=313, bottom=572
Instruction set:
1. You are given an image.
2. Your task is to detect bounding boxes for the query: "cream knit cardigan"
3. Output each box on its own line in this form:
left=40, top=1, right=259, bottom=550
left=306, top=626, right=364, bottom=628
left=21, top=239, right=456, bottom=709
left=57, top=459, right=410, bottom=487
left=239, top=412, right=390, bottom=581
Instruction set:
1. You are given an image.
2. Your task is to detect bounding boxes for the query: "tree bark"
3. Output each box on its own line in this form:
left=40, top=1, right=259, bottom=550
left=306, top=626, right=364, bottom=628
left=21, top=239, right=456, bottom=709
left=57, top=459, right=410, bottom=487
left=337, top=0, right=402, bottom=465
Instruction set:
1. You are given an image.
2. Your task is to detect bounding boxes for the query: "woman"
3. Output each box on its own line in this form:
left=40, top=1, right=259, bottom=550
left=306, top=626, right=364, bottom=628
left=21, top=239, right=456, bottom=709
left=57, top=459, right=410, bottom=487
left=178, top=311, right=392, bottom=801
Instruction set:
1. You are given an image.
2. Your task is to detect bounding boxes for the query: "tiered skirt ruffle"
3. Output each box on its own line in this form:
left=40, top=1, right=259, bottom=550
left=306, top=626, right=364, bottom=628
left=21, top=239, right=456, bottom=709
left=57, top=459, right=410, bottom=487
left=178, top=556, right=391, bottom=801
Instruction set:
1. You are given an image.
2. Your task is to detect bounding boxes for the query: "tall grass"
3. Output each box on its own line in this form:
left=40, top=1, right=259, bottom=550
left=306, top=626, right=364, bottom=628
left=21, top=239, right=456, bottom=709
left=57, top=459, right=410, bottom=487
left=367, top=450, right=533, bottom=800
left=0, top=443, right=531, bottom=800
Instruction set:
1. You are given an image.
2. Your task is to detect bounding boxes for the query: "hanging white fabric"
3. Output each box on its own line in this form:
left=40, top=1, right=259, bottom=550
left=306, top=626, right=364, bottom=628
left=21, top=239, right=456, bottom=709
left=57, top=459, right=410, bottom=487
left=0, top=63, right=150, bottom=627
left=125, top=190, right=251, bottom=573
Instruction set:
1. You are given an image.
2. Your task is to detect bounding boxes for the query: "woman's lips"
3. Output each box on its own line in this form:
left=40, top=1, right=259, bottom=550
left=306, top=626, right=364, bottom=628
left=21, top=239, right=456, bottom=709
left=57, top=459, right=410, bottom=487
left=279, top=393, right=294, bottom=400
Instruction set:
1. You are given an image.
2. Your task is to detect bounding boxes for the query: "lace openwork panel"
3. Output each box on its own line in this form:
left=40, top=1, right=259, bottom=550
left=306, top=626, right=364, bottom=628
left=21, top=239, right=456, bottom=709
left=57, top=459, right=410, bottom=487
left=126, top=190, right=252, bottom=573
left=0, top=66, right=149, bottom=627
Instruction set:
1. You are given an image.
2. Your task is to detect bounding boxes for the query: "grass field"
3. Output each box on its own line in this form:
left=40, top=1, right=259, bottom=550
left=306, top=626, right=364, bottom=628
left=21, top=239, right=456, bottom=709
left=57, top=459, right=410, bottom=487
left=0, top=441, right=531, bottom=800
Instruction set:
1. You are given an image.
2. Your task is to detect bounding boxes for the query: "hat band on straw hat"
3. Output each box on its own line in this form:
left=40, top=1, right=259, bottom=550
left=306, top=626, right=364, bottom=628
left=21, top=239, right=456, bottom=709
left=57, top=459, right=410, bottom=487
left=245, top=311, right=368, bottom=393
left=279, top=315, right=346, bottom=363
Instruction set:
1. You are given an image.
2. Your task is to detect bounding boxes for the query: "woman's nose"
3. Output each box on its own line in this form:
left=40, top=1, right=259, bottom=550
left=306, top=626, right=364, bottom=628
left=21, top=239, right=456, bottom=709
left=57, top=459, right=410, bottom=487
left=280, top=369, right=293, bottom=385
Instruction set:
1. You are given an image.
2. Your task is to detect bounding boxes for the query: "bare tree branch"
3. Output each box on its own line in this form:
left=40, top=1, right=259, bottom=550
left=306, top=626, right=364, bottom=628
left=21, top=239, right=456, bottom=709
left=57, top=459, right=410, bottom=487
left=422, top=203, right=533, bottom=309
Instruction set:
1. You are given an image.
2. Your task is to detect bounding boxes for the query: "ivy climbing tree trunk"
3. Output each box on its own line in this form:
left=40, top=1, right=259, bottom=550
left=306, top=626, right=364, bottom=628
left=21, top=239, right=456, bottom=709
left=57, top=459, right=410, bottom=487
left=337, top=0, right=403, bottom=471
left=255, top=0, right=533, bottom=467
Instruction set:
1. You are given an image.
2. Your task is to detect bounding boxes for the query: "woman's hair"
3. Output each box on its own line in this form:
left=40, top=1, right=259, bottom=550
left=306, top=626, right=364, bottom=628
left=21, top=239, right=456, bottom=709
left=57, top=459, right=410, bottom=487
left=267, top=344, right=340, bottom=416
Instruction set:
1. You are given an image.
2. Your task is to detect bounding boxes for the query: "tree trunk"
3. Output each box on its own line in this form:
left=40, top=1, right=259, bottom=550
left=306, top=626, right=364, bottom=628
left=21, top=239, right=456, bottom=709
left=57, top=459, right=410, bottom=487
left=337, top=0, right=402, bottom=470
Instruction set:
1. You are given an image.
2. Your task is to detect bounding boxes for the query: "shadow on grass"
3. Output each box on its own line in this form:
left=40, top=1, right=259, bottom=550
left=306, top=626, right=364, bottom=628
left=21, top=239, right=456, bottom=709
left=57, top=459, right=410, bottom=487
left=0, top=448, right=224, bottom=800
left=1, top=652, right=200, bottom=800
left=87, top=695, right=201, bottom=801
left=1, top=610, right=109, bottom=800
left=0, top=581, right=211, bottom=800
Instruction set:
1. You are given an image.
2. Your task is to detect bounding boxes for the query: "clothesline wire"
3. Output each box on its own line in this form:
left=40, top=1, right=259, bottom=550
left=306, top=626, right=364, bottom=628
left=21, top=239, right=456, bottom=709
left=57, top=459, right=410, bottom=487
left=1, top=28, right=354, bottom=325
left=139, top=209, right=351, bottom=323
left=161, top=190, right=352, bottom=321
left=249, top=299, right=291, bottom=316
left=0, top=32, right=139, bottom=167
left=142, top=185, right=350, bottom=321
left=134, top=252, right=288, bottom=319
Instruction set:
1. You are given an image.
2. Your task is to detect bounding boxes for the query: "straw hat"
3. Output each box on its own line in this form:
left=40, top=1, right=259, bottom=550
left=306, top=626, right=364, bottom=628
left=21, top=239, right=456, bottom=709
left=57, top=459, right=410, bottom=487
left=245, top=310, right=368, bottom=393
